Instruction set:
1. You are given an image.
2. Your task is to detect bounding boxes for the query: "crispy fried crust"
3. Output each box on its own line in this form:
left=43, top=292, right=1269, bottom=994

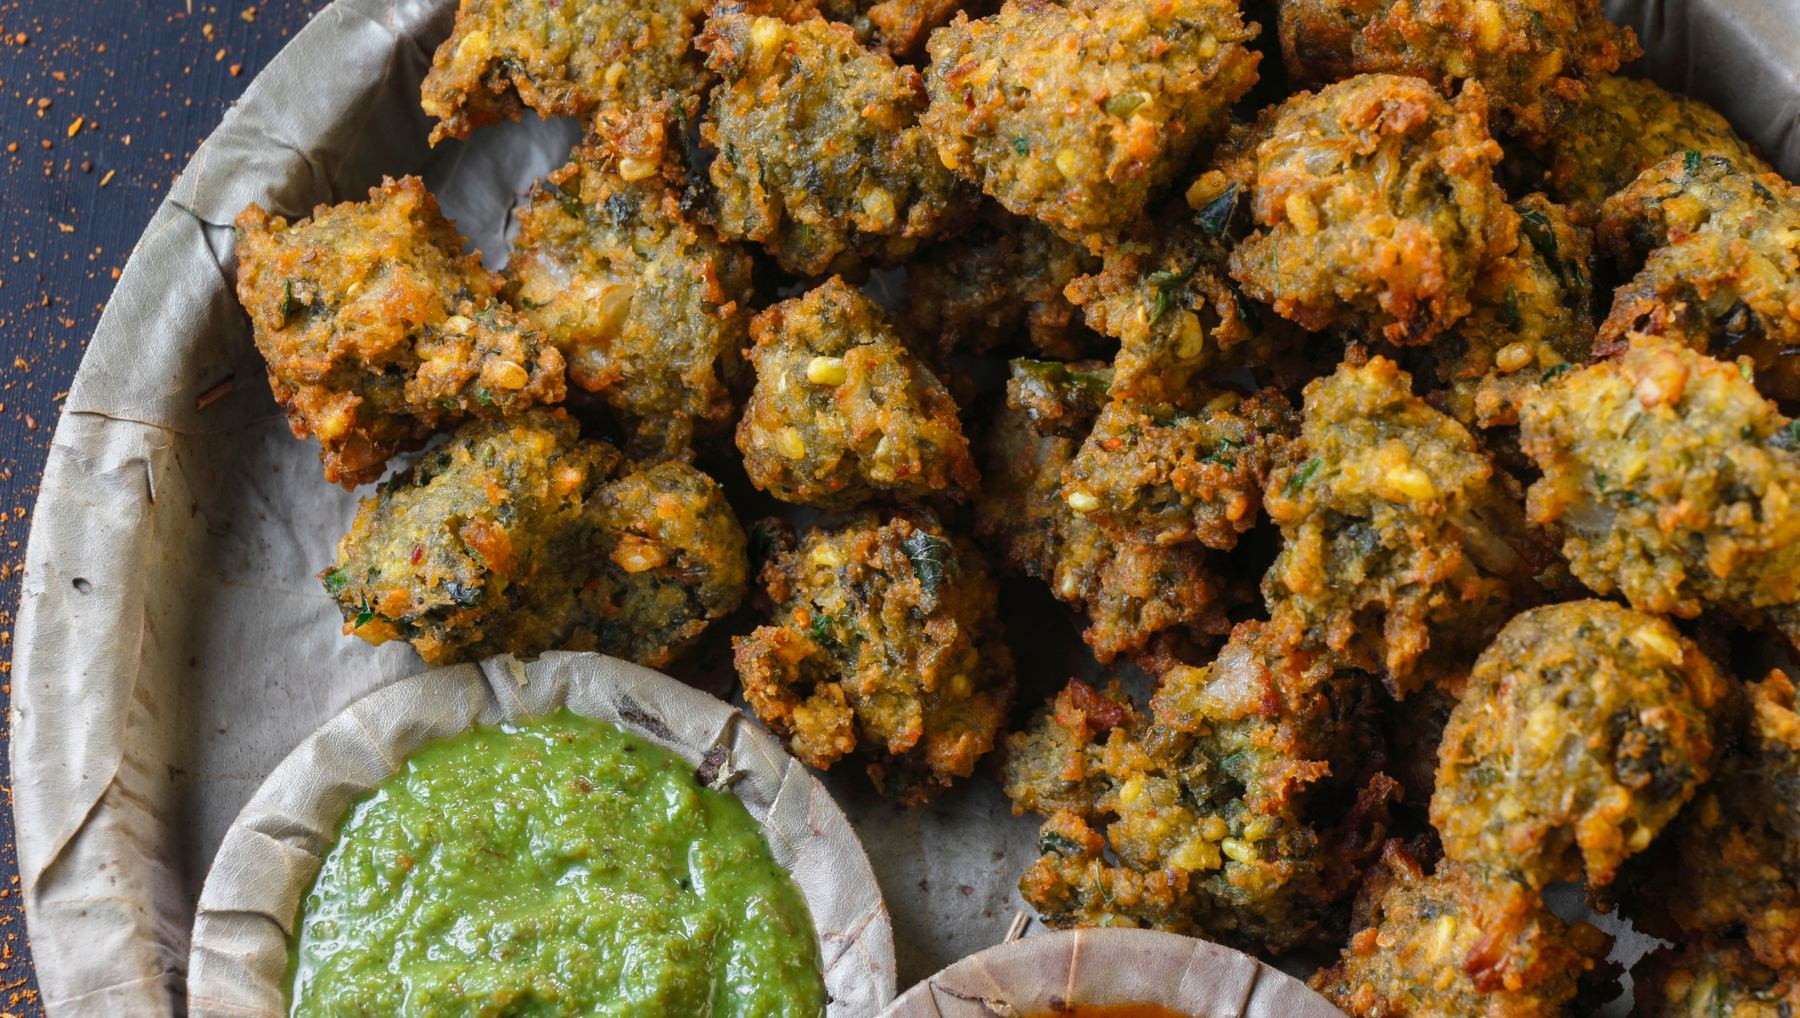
left=737, top=277, right=978, bottom=508
left=1515, top=74, right=1773, bottom=218
left=235, top=176, right=564, bottom=487
left=1520, top=336, right=1800, bottom=620
left=1594, top=153, right=1800, bottom=403
left=419, top=0, right=718, bottom=143
left=506, top=102, right=753, bottom=460
left=1311, top=840, right=1616, bottom=1018
left=975, top=405, right=1231, bottom=664
left=700, top=11, right=968, bottom=275
left=1062, top=390, right=1295, bottom=550
left=922, top=0, right=1260, bottom=237
left=1228, top=75, right=1516, bottom=345
left=1262, top=356, right=1543, bottom=695
left=1005, top=618, right=1394, bottom=954
left=325, top=410, right=747, bottom=667
left=733, top=511, right=1014, bottom=803
left=1277, top=0, right=1638, bottom=140
left=1431, top=600, right=1725, bottom=890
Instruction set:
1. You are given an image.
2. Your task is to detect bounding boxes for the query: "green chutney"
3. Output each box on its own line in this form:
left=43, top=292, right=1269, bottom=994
left=287, top=710, right=826, bottom=1017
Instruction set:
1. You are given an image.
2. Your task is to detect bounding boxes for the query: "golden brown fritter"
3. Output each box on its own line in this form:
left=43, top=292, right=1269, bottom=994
left=1312, top=840, right=1616, bottom=1018
left=976, top=406, right=1230, bottom=664
left=1519, top=336, right=1800, bottom=621
left=1007, top=618, right=1394, bottom=954
left=699, top=11, right=968, bottom=275
left=1063, top=220, right=1264, bottom=409
left=236, top=176, right=565, bottom=488
left=1061, top=389, right=1295, bottom=550
left=921, top=0, right=1260, bottom=238
left=733, top=511, right=1014, bottom=803
left=1228, top=75, right=1517, bottom=345
left=904, top=208, right=1100, bottom=359
left=1514, top=74, right=1773, bottom=219
left=1629, top=670, right=1800, bottom=972
left=1262, top=356, right=1543, bottom=696
left=419, top=0, right=715, bottom=144
left=506, top=102, right=753, bottom=460
left=736, top=277, right=978, bottom=507
left=1276, top=0, right=1638, bottom=140
left=1418, top=193, right=1597, bottom=437
left=1594, top=153, right=1800, bottom=403
left=1431, top=600, right=1725, bottom=890
left=1632, top=939, right=1800, bottom=1018
left=325, top=410, right=747, bottom=668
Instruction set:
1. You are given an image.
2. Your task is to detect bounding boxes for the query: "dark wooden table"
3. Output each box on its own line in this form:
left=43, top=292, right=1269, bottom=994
left=0, top=2, right=332, bottom=1011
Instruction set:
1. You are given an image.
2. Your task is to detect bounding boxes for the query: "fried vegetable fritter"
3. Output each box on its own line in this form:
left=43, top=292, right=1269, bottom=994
left=325, top=410, right=748, bottom=668
left=1419, top=193, right=1597, bottom=437
left=1062, top=389, right=1295, bottom=550
left=1594, top=153, right=1800, bottom=402
left=1228, top=75, right=1517, bottom=345
left=734, top=511, right=1014, bottom=803
left=1064, top=221, right=1263, bottom=408
left=922, top=0, right=1260, bottom=237
left=1632, top=939, right=1800, bottom=1018
left=1629, top=669, right=1800, bottom=972
left=737, top=277, right=978, bottom=507
left=904, top=208, right=1100, bottom=359
left=699, top=11, right=968, bottom=275
left=419, top=0, right=714, bottom=143
left=1006, top=618, right=1395, bottom=954
left=1520, top=336, right=1800, bottom=621
left=506, top=102, right=753, bottom=460
left=236, top=176, right=565, bottom=488
left=1431, top=600, right=1725, bottom=890
left=976, top=406, right=1230, bottom=664
left=818, top=0, right=982, bottom=59
left=1262, top=356, right=1543, bottom=695
left=1311, top=840, right=1616, bottom=1018
left=1276, top=0, right=1638, bottom=140
left=1514, top=75, right=1773, bottom=219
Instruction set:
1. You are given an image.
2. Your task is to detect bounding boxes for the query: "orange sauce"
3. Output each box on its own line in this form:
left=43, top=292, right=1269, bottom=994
left=1028, top=1006, right=1194, bottom=1018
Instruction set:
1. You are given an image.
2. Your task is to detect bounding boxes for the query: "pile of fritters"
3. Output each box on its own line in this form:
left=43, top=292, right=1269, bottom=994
left=231, top=0, right=1800, bottom=1008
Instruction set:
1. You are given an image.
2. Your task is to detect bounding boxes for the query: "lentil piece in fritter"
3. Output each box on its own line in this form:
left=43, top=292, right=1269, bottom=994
left=236, top=176, right=565, bottom=488
left=1431, top=600, right=1725, bottom=890
left=1515, top=74, right=1773, bottom=219
left=699, top=11, right=968, bottom=275
left=1061, top=390, right=1294, bottom=550
left=1311, top=840, right=1617, bottom=1018
left=737, top=277, right=978, bottom=508
left=733, top=512, right=1014, bottom=803
left=1519, top=336, right=1800, bottom=621
left=324, top=410, right=747, bottom=668
left=1228, top=75, right=1517, bottom=346
left=1262, top=356, right=1543, bottom=695
left=506, top=103, right=754, bottom=460
left=976, top=406, right=1231, bottom=665
left=1008, top=618, right=1394, bottom=954
left=1594, top=153, right=1800, bottom=403
left=1276, top=0, right=1638, bottom=140
left=921, top=0, right=1260, bottom=237
left=419, top=0, right=715, bottom=144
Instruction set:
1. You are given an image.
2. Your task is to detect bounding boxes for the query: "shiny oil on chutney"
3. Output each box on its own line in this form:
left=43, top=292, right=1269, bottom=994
left=286, top=710, right=825, bottom=1017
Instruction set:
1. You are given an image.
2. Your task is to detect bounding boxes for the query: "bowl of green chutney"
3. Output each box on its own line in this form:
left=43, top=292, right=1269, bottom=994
left=185, top=650, right=897, bottom=1017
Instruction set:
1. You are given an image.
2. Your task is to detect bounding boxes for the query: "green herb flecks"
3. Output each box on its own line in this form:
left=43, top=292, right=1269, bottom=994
left=1039, top=831, right=1083, bottom=857
left=323, top=568, right=349, bottom=596
left=1146, top=267, right=1193, bottom=325
left=1284, top=457, right=1322, bottom=496
left=1769, top=421, right=1800, bottom=452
